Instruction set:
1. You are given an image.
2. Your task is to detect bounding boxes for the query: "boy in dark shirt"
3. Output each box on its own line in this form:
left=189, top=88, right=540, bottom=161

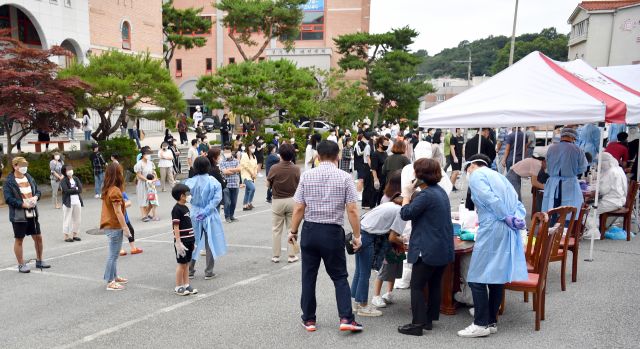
left=171, top=184, right=198, bottom=296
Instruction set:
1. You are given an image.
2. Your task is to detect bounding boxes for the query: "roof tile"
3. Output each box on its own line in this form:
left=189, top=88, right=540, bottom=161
left=579, top=1, right=640, bottom=11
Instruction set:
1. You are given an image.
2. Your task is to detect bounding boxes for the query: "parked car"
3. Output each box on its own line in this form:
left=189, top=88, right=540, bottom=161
left=299, top=120, right=334, bottom=133
left=202, top=116, right=220, bottom=132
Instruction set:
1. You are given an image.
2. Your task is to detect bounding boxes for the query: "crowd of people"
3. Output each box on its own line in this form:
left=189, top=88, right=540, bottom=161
left=4, top=117, right=637, bottom=337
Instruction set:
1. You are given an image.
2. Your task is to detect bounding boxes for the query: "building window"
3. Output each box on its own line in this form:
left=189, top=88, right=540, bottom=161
left=121, top=21, right=131, bottom=50
left=206, top=58, right=212, bottom=73
left=175, top=59, right=182, bottom=77
left=571, top=19, right=588, bottom=39
left=299, top=10, right=324, bottom=40
left=229, top=57, right=235, bottom=64
left=0, top=6, right=10, bottom=30
left=16, top=10, right=41, bottom=46
left=436, top=95, right=445, bottom=102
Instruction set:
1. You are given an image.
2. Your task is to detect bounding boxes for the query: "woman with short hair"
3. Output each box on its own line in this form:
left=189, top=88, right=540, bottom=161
left=60, top=164, right=83, bottom=242
left=240, top=143, right=258, bottom=210
left=398, top=158, right=454, bottom=336
left=100, top=163, right=132, bottom=291
left=49, top=152, right=64, bottom=209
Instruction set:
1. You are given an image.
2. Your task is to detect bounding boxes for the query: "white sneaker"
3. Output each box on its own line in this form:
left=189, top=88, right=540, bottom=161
left=488, top=323, right=498, bottom=334
left=258, top=173, right=263, bottom=177
left=94, top=194, right=100, bottom=199
left=457, top=323, right=490, bottom=338
left=469, top=307, right=475, bottom=316
left=381, top=292, right=394, bottom=304
left=371, top=296, right=387, bottom=308
left=357, top=304, right=382, bottom=317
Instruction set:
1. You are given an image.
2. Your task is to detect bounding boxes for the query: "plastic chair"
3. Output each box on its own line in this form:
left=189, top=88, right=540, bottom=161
left=599, top=180, right=639, bottom=241
left=501, top=223, right=562, bottom=331
left=547, top=206, right=577, bottom=291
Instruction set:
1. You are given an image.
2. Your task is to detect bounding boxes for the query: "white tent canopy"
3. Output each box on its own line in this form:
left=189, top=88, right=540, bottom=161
left=597, top=64, right=640, bottom=96
left=558, top=60, right=640, bottom=123
left=419, top=51, right=628, bottom=128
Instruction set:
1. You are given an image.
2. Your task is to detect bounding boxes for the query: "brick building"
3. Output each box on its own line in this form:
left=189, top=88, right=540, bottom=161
left=170, top=0, right=371, bottom=116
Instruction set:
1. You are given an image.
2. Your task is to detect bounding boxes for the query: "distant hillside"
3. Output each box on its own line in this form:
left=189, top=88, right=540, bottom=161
left=416, top=28, right=568, bottom=79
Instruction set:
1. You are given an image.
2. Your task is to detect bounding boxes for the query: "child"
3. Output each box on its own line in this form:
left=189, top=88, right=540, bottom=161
left=371, top=234, right=406, bottom=308
left=119, top=191, right=143, bottom=256
left=171, top=184, right=198, bottom=296
left=145, top=173, right=160, bottom=221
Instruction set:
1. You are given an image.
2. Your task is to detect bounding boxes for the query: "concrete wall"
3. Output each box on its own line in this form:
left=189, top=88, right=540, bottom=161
left=0, top=0, right=90, bottom=63
left=609, top=5, right=640, bottom=65
left=88, top=0, right=163, bottom=58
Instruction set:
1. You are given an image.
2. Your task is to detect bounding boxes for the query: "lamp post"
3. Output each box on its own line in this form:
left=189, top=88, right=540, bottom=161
left=452, top=47, right=472, bottom=86
left=508, top=0, right=519, bottom=66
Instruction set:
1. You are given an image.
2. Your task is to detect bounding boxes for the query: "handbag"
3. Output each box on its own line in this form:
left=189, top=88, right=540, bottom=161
left=147, top=192, right=156, bottom=201
left=13, top=207, right=36, bottom=222
left=345, top=232, right=355, bottom=255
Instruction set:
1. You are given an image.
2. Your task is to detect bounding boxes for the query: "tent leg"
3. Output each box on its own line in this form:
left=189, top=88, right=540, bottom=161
left=586, top=125, right=605, bottom=262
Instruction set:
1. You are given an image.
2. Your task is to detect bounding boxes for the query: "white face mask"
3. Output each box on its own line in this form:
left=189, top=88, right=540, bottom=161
left=54, top=155, right=60, bottom=161
left=162, top=146, right=168, bottom=150
left=241, top=146, right=246, bottom=151
left=249, top=147, right=256, bottom=153
left=66, top=170, right=74, bottom=177
left=224, top=152, right=232, bottom=159
left=185, top=195, right=192, bottom=203
left=144, top=154, right=151, bottom=160
left=18, top=167, right=28, bottom=174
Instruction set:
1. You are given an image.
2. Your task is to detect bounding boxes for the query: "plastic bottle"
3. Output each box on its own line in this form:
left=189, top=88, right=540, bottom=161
left=458, top=199, right=466, bottom=224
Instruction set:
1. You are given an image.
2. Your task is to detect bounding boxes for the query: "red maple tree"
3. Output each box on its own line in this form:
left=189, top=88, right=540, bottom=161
left=0, top=29, right=88, bottom=158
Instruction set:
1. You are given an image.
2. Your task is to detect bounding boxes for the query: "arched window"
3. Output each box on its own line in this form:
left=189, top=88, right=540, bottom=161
left=121, top=21, right=131, bottom=50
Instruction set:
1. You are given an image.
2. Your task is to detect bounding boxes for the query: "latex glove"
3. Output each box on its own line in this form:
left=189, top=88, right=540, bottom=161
left=195, top=212, right=206, bottom=221
left=505, top=216, right=526, bottom=230
left=174, top=241, right=188, bottom=257
left=373, top=179, right=380, bottom=190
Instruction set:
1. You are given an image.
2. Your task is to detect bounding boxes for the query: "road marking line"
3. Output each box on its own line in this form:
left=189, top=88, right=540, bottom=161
left=53, top=266, right=295, bottom=349
left=138, top=240, right=286, bottom=251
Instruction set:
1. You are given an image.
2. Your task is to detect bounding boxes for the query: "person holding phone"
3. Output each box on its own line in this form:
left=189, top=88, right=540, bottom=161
left=289, top=140, right=363, bottom=333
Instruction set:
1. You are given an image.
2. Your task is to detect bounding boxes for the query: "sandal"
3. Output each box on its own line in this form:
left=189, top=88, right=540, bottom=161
left=106, top=282, right=125, bottom=291
left=64, top=237, right=74, bottom=242
left=119, top=249, right=127, bottom=256
left=130, top=248, right=143, bottom=255
left=115, top=277, right=128, bottom=284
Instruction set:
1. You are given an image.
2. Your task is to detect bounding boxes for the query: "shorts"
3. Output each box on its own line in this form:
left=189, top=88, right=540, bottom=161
left=175, top=239, right=195, bottom=264
left=447, top=155, right=461, bottom=171
left=377, top=261, right=403, bottom=282
left=12, top=219, right=41, bottom=239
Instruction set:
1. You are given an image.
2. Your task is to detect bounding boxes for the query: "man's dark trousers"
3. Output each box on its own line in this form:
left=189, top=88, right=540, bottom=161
left=300, top=221, right=354, bottom=322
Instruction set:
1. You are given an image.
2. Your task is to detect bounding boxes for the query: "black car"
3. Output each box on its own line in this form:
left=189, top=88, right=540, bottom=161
left=202, top=116, right=220, bottom=132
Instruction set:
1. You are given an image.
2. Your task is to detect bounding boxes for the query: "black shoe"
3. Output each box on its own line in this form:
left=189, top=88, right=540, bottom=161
left=230, top=217, right=238, bottom=222
left=243, top=207, right=250, bottom=211
left=64, top=238, right=74, bottom=242
left=398, top=323, right=424, bottom=336
left=73, top=237, right=82, bottom=241
left=423, top=322, right=433, bottom=331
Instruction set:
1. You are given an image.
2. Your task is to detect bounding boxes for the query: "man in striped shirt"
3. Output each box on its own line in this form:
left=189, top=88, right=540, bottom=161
left=3, top=157, right=51, bottom=273
left=290, top=140, right=363, bottom=333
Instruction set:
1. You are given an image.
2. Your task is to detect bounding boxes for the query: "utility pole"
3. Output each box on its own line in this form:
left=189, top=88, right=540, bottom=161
left=508, top=0, right=519, bottom=66
left=453, top=47, right=472, bottom=86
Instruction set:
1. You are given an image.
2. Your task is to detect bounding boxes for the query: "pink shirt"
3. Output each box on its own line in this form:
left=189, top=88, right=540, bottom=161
left=511, top=158, right=543, bottom=178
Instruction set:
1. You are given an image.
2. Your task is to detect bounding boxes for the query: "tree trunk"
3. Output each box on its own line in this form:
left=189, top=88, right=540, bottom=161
left=93, top=110, right=112, bottom=141
left=228, top=33, right=249, bottom=62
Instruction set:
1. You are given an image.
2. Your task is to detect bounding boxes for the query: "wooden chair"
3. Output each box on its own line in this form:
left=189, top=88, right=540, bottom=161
left=599, top=180, right=639, bottom=241
left=501, top=223, right=562, bottom=331
left=523, top=212, right=549, bottom=304
left=547, top=206, right=577, bottom=291
left=561, top=203, right=590, bottom=283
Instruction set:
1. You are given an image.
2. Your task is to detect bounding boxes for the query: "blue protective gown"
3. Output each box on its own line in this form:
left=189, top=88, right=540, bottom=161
left=466, top=167, right=528, bottom=284
left=542, top=141, right=588, bottom=212
left=185, top=175, right=227, bottom=260
left=577, top=124, right=601, bottom=165
left=608, top=124, right=626, bottom=144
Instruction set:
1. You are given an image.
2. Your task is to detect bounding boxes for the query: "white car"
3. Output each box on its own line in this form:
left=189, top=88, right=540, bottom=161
left=299, top=120, right=334, bottom=132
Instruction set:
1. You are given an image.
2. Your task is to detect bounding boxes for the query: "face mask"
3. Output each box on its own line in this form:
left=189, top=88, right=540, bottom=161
left=224, top=152, right=232, bottom=158
left=66, top=170, right=74, bottom=177
left=162, top=146, right=168, bottom=150
left=144, top=154, right=151, bottom=160
left=249, top=147, right=256, bottom=153
left=382, top=145, right=389, bottom=151
left=241, top=146, right=246, bottom=151
left=185, top=195, right=192, bottom=203
left=54, top=155, right=60, bottom=161
left=347, top=142, right=353, bottom=146
left=18, top=167, right=28, bottom=174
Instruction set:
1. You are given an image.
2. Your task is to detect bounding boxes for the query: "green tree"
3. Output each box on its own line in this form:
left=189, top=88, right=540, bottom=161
left=162, top=0, right=213, bottom=69
left=196, top=59, right=318, bottom=123
left=491, top=27, right=568, bottom=74
left=334, top=26, right=429, bottom=124
left=214, top=0, right=307, bottom=62
left=61, top=51, right=185, bottom=141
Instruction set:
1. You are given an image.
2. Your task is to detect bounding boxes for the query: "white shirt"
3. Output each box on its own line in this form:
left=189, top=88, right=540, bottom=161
left=69, top=178, right=81, bottom=205
left=327, top=135, right=338, bottom=143
left=193, top=111, right=203, bottom=125
left=157, top=149, right=174, bottom=168
left=187, top=146, right=198, bottom=167
left=82, top=115, right=92, bottom=132
left=361, top=202, right=407, bottom=235
left=401, top=163, right=452, bottom=199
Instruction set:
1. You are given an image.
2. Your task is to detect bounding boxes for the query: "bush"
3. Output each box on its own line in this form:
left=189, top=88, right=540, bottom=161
left=97, top=137, right=138, bottom=172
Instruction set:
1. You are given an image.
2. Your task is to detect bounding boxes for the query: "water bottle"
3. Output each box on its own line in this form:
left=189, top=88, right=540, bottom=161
left=458, top=199, right=466, bottom=223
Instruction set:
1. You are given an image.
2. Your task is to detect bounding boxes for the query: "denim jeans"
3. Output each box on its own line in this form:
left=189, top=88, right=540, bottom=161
left=128, top=128, right=141, bottom=149
left=103, top=229, right=123, bottom=282
left=469, top=282, right=504, bottom=326
left=300, top=222, right=353, bottom=322
left=243, top=179, right=255, bottom=205
left=350, top=230, right=375, bottom=303
left=94, top=172, right=105, bottom=195
left=84, top=130, right=92, bottom=141
left=223, top=187, right=239, bottom=219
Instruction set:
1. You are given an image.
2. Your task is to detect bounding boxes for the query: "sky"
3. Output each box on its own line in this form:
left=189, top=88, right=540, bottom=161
left=369, top=0, right=580, bottom=55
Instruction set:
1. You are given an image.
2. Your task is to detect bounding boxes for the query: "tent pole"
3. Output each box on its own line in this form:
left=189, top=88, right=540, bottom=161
left=513, top=128, right=518, bottom=166
left=477, top=128, right=481, bottom=155
left=545, top=125, right=549, bottom=146
left=586, top=126, right=605, bottom=262
left=522, top=126, right=527, bottom=159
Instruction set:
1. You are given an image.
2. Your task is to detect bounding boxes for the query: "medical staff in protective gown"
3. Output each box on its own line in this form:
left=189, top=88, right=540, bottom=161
left=457, top=154, right=528, bottom=338
left=595, top=152, right=628, bottom=232
left=577, top=123, right=601, bottom=165
left=542, top=128, right=588, bottom=213
left=185, top=157, right=227, bottom=277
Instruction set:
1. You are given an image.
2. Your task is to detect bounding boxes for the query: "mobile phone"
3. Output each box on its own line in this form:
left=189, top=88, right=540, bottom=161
left=413, top=179, right=425, bottom=188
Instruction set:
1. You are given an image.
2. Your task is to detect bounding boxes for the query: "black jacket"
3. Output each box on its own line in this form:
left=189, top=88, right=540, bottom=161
left=3, top=172, right=41, bottom=222
left=60, top=175, right=84, bottom=208
left=464, top=134, right=496, bottom=163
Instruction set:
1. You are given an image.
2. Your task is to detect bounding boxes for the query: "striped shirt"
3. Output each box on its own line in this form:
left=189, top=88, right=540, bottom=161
left=15, top=176, right=33, bottom=200
left=293, top=161, right=358, bottom=225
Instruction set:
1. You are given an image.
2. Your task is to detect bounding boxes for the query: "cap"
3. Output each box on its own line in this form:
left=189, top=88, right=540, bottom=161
left=12, top=156, right=28, bottom=167
left=532, top=146, right=547, bottom=160
left=560, top=127, right=578, bottom=140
